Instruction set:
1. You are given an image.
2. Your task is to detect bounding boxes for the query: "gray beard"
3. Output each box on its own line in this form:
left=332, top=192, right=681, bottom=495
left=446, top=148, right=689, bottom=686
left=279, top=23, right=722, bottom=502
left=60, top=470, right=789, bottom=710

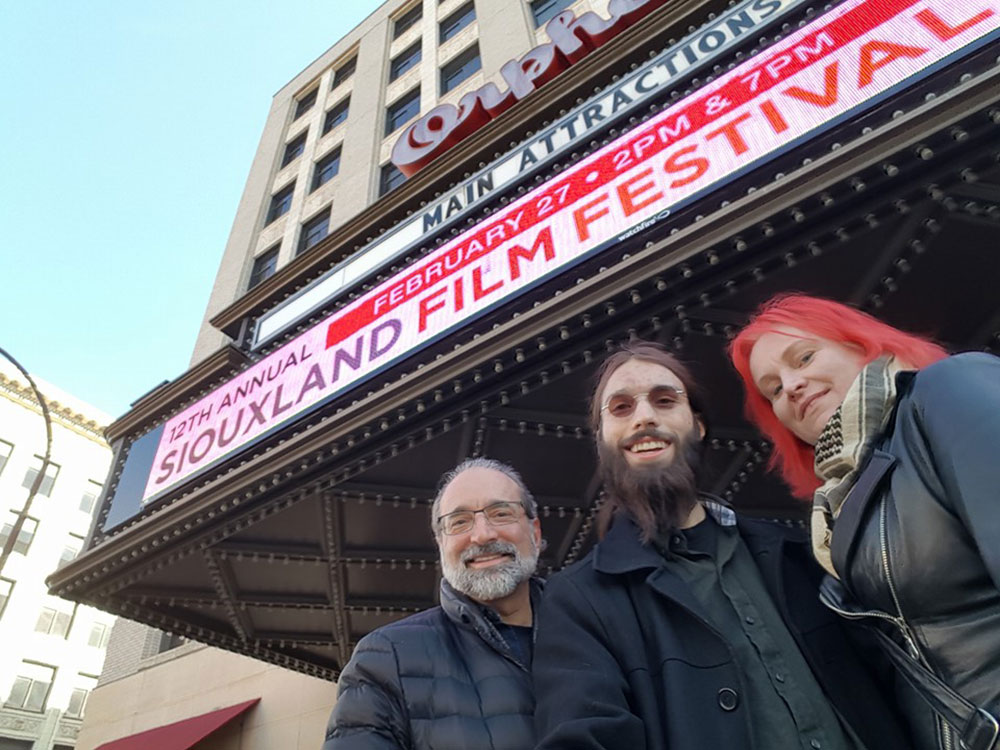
left=597, top=426, right=702, bottom=538
left=440, top=539, right=538, bottom=603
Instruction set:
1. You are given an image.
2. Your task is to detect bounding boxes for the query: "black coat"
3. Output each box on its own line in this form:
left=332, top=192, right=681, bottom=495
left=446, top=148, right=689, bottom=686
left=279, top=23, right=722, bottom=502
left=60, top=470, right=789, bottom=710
left=323, top=578, right=538, bottom=750
left=823, top=353, right=1000, bottom=750
left=533, top=514, right=910, bottom=750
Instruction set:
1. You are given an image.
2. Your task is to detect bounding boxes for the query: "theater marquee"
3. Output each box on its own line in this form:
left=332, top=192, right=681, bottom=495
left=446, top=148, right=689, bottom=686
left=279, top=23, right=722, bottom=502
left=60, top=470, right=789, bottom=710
left=107, top=0, right=998, bottom=527
left=252, top=0, right=809, bottom=348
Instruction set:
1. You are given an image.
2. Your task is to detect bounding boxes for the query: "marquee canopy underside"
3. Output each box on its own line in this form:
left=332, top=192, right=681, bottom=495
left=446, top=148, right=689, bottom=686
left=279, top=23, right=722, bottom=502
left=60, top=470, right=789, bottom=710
left=50, top=48, right=1000, bottom=680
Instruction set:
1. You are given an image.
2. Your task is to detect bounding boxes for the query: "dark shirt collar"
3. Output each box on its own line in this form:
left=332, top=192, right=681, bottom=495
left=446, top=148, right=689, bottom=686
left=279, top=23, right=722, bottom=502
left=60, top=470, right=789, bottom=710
left=593, top=495, right=736, bottom=576
left=439, top=576, right=545, bottom=629
left=439, top=577, right=544, bottom=671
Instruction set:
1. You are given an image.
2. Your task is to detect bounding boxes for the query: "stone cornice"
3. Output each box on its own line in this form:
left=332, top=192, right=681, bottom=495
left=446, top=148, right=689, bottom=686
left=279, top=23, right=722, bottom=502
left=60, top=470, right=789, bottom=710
left=0, top=373, right=107, bottom=444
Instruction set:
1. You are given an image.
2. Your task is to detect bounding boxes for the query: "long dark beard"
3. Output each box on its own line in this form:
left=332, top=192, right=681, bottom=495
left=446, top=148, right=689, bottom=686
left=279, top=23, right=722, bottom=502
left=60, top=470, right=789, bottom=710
left=596, top=427, right=702, bottom=543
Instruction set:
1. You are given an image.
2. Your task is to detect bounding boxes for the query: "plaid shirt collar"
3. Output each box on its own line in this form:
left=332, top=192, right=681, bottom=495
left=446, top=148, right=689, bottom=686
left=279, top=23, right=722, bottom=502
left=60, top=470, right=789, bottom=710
left=700, top=495, right=737, bottom=527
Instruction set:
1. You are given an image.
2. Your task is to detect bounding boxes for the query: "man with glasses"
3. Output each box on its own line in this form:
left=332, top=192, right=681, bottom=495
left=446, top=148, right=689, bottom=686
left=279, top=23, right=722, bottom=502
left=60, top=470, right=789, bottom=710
left=324, top=457, right=542, bottom=750
left=533, top=340, right=909, bottom=750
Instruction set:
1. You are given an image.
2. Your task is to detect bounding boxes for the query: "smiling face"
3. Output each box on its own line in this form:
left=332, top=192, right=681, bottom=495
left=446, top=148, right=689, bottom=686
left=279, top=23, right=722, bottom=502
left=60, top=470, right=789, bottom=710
left=748, top=326, right=867, bottom=445
left=436, top=467, right=541, bottom=605
left=598, top=358, right=704, bottom=469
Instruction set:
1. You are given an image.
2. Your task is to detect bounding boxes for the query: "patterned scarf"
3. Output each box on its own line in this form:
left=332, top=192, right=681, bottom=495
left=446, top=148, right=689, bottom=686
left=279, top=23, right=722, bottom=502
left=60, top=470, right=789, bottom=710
left=811, top=356, right=905, bottom=577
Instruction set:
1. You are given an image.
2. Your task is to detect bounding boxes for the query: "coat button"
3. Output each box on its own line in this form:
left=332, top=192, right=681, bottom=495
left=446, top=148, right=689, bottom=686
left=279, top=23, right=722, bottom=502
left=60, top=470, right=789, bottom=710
left=718, top=688, right=739, bottom=711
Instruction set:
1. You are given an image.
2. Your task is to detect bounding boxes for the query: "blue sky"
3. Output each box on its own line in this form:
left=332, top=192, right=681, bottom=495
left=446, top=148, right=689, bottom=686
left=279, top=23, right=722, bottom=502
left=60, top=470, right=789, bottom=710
left=0, top=1, right=380, bottom=420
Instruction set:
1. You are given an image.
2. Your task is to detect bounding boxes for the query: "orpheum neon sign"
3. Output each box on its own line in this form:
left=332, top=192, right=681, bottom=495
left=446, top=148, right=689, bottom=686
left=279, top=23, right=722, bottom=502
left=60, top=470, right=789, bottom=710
left=143, top=0, right=998, bottom=503
left=391, top=0, right=679, bottom=176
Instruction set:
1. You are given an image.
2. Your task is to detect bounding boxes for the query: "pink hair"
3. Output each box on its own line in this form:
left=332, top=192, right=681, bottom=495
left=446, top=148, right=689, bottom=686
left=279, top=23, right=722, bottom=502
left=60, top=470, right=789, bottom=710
left=729, top=294, right=947, bottom=498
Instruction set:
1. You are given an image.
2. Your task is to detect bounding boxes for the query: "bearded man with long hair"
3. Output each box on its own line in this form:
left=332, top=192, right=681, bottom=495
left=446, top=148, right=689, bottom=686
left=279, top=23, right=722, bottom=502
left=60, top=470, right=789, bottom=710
left=532, top=340, right=910, bottom=750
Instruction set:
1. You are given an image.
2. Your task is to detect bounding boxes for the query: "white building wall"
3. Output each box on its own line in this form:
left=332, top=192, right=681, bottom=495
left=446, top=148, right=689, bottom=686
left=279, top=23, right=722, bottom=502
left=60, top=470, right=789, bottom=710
left=0, top=361, right=115, bottom=749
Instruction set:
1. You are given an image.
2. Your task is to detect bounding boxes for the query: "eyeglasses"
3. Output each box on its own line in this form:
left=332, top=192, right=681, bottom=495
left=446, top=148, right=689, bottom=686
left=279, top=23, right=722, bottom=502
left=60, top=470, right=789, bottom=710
left=601, top=386, right=686, bottom=419
left=437, top=501, right=525, bottom=536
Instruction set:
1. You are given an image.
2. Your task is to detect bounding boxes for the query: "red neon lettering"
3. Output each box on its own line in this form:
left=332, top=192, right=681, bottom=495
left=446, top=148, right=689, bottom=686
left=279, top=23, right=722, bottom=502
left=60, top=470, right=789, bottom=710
left=759, top=100, right=789, bottom=133
left=783, top=62, right=840, bottom=107
left=472, top=267, right=503, bottom=301
left=391, top=0, right=664, bottom=176
left=617, top=168, right=663, bottom=218
left=914, top=7, right=994, bottom=41
left=662, top=144, right=709, bottom=189
left=573, top=194, right=612, bottom=241
left=857, top=41, right=928, bottom=88
left=500, top=44, right=569, bottom=99
left=705, top=112, right=754, bottom=156
left=508, top=228, right=555, bottom=281
left=418, top=287, right=448, bottom=333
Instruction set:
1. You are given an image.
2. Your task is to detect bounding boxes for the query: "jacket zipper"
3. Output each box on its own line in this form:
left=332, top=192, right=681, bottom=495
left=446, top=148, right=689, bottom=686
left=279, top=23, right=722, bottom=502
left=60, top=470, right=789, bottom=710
left=819, top=499, right=953, bottom=750
left=817, top=588, right=913, bottom=642
left=880, top=499, right=953, bottom=750
left=878, top=498, right=923, bottom=661
left=814, top=501, right=921, bottom=658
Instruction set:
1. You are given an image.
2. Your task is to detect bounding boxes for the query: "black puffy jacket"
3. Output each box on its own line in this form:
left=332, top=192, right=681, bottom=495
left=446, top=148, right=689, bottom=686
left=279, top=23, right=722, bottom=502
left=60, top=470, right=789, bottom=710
left=322, top=578, right=539, bottom=750
left=821, top=354, right=1000, bottom=750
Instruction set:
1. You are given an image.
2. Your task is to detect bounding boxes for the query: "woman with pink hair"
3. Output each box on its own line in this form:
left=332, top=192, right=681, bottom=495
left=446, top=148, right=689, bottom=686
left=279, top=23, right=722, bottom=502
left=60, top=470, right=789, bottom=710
left=730, top=294, right=1000, bottom=750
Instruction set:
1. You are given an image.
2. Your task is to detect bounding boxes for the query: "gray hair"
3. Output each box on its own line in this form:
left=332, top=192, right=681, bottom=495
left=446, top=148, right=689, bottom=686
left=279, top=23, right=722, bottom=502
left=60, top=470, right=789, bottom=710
left=430, top=457, right=537, bottom=535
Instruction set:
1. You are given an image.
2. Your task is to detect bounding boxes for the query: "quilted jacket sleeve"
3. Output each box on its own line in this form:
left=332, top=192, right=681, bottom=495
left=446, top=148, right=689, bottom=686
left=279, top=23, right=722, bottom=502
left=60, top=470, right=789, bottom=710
left=533, top=571, right=647, bottom=749
left=910, top=353, right=1000, bottom=592
left=323, top=631, right=410, bottom=750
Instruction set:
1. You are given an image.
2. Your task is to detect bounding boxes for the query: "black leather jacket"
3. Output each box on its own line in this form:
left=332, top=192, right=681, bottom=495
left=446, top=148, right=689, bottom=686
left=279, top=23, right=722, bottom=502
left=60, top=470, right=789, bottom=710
left=821, top=354, right=1000, bottom=750
left=323, top=578, right=539, bottom=750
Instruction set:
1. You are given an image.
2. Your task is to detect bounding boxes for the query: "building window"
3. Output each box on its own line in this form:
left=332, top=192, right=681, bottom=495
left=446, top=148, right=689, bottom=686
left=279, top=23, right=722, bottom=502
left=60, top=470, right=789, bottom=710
left=66, top=688, right=90, bottom=719
left=529, top=0, right=574, bottom=27
left=293, top=89, right=317, bottom=119
left=265, top=182, right=295, bottom=225
left=441, top=44, right=481, bottom=94
left=393, top=3, right=422, bottom=39
left=0, top=439, right=12, bottom=476
left=22, top=457, right=59, bottom=497
left=332, top=56, right=357, bottom=88
left=440, top=1, right=476, bottom=43
left=385, top=87, right=420, bottom=136
left=88, top=622, right=111, bottom=649
left=297, top=209, right=331, bottom=255
left=0, top=578, right=13, bottom=620
left=65, top=676, right=97, bottom=719
left=79, top=479, right=102, bottom=514
left=0, top=513, right=38, bottom=556
left=312, top=148, right=342, bottom=191
left=58, top=533, right=84, bottom=569
left=159, top=630, right=186, bottom=653
left=281, top=131, right=307, bottom=168
left=323, top=98, right=350, bottom=134
left=247, top=246, right=280, bottom=291
left=5, top=663, right=56, bottom=712
left=379, top=163, right=406, bottom=197
left=35, top=606, right=72, bottom=637
left=390, top=41, right=422, bottom=82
